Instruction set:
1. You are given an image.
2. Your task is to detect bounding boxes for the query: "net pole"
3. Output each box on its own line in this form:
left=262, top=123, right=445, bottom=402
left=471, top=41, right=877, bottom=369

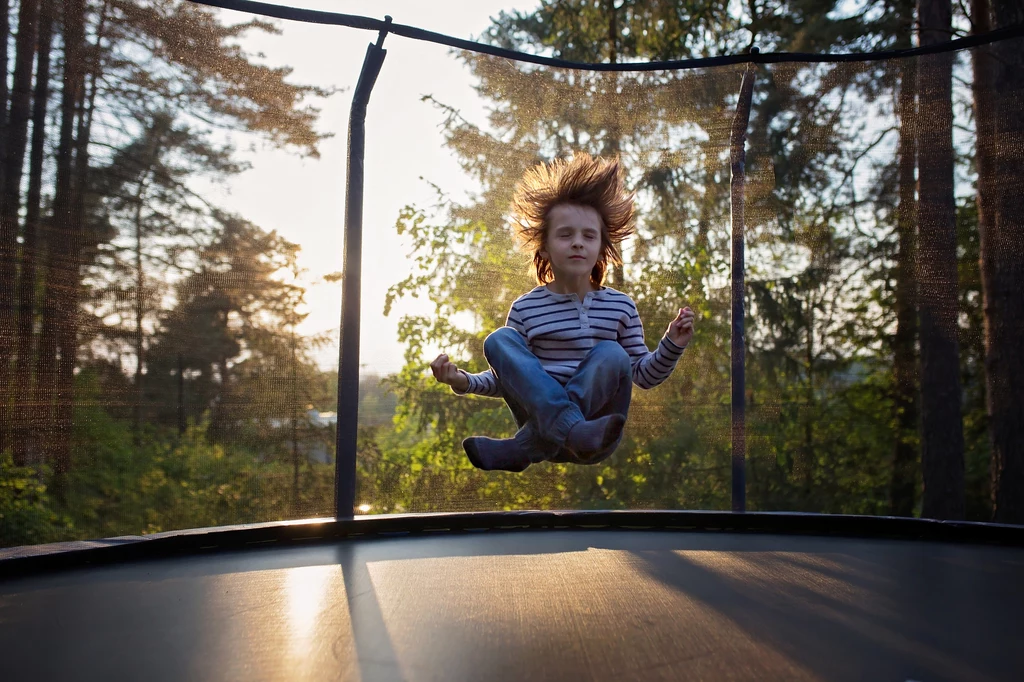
left=335, top=19, right=390, bottom=520
left=729, top=61, right=756, bottom=513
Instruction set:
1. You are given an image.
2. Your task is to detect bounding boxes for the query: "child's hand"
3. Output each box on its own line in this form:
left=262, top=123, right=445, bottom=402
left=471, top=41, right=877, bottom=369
left=665, top=307, right=695, bottom=348
left=430, top=354, right=469, bottom=392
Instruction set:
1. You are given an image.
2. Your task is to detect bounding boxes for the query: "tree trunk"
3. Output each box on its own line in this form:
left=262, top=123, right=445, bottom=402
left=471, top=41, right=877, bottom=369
left=13, top=0, right=53, bottom=465
left=177, top=353, right=185, bottom=435
left=2, top=0, right=41, bottom=459
left=48, top=0, right=108, bottom=485
left=0, top=0, right=27, bottom=452
left=916, top=0, right=965, bottom=520
left=890, top=44, right=920, bottom=517
left=972, top=0, right=997, bottom=519
left=39, top=0, right=86, bottom=490
left=3, top=0, right=40, bottom=232
left=987, top=0, right=1024, bottom=523
left=134, top=181, right=145, bottom=441
left=1, top=0, right=10, bottom=186
left=292, top=328, right=300, bottom=514
left=803, top=298, right=815, bottom=503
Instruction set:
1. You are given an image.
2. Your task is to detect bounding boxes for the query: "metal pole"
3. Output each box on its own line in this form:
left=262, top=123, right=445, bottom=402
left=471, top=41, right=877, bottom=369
left=729, top=57, right=756, bottom=513
left=335, top=18, right=390, bottom=519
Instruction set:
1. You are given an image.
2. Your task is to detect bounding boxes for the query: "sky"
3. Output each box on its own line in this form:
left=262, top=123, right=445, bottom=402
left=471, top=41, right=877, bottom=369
left=203, top=1, right=537, bottom=374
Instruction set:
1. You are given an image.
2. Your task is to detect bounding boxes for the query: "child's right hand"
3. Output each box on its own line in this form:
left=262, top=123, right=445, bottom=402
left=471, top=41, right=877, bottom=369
left=430, top=354, right=469, bottom=392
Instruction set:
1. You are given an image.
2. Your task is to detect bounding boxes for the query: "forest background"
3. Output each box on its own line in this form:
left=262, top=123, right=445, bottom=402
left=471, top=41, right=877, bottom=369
left=1, top=0, right=1022, bottom=548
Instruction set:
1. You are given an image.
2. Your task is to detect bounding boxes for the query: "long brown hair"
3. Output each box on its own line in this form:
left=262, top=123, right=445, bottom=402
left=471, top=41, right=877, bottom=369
left=510, top=153, right=635, bottom=286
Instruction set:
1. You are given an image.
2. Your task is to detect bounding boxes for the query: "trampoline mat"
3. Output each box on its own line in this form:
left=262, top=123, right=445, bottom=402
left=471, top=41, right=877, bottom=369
left=2, top=530, right=1023, bottom=681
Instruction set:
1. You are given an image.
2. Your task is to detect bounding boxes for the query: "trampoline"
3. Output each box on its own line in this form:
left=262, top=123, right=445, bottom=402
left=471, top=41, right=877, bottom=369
left=2, top=1, right=1024, bottom=680
left=3, top=512, right=1024, bottom=681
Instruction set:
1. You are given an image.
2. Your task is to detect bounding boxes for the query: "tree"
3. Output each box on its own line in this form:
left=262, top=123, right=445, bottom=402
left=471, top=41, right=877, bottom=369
left=84, top=111, right=240, bottom=437
left=144, top=214, right=318, bottom=448
left=0, top=1, right=363, bottom=538
left=12, top=0, right=55, bottom=466
left=916, top=0, right=965, bottom=519
left=140, top=213, right=333, bottom=517
left=15, top=0, right=330, bottom=481
left=978, top=0, right=1024, bottom=523
left=37, top=0, right=89, bottom=494
left=0, top=0, right=9, bottom=193
left=0, top=0, right=41, bottom=453
left=890, top=0, right=920, bottom=516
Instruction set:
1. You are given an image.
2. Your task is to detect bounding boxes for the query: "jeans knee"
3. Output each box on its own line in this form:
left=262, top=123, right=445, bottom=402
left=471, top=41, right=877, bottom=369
left=484, top=326, right=520, bottom=362
left=594, top=341, right=631, bottom=375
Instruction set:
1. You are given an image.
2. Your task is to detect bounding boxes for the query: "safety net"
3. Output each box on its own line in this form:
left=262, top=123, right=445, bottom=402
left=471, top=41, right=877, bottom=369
left=1, top=0, right=1022, bottom=549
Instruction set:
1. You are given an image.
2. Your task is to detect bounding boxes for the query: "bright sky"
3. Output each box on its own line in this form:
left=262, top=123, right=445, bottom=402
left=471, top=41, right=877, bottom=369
left=205, top=1, right=537, bottom=373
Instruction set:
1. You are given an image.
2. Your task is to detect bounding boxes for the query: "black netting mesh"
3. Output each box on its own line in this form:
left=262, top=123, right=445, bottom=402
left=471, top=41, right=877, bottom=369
left=1, top=1, right=1022, bottom=549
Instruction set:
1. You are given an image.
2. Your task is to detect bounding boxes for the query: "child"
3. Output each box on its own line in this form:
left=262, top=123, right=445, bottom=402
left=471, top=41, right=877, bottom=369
left=429, top=153, right=694, bottom=472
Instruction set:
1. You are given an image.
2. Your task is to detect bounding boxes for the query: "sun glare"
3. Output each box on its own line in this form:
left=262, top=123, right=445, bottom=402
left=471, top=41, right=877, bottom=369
left=284, top=565, right=337, bottom=655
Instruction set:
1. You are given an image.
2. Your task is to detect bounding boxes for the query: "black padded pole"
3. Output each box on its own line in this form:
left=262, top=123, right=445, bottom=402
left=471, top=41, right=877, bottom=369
left=335, top=19, right=390, bottom=520
left=729, top=60, right=756, bottom=513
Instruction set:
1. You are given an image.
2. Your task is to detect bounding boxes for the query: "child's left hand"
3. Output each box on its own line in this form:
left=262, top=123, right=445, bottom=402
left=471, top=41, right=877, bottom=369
left=665, top=306, right=695, bottom=348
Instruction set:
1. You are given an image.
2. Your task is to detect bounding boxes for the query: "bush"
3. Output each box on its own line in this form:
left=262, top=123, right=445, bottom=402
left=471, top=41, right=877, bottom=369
left=0, top=454, right=69, bottom=547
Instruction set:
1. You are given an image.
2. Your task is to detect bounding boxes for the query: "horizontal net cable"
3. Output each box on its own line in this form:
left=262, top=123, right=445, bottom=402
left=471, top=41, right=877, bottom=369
left=190, top=0, right=1024, bottom=70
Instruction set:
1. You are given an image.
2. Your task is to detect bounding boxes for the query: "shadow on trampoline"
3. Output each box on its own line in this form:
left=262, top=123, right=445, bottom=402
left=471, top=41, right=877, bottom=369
left=336, top=541, right=403, bottom=681
left=627, top=545, right=1018, bottom=682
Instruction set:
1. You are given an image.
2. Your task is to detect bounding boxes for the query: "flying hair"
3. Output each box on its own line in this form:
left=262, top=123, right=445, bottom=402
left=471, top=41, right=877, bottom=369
left=510, top=153, right=636, bottom=286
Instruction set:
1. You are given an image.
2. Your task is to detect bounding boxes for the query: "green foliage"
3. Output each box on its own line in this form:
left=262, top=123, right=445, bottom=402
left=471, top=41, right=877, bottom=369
left=0, top=370, right=335, bottom=548
left=0, top=454, right=69, bottom=547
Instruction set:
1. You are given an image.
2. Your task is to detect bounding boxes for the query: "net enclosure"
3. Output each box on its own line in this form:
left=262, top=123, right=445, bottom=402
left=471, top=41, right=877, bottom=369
left=1, top=1, right=1024, bottom=681
left=0, top=0, right=1021, bottom=537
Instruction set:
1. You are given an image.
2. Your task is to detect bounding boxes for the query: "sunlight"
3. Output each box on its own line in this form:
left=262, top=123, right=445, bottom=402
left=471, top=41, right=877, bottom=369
left=285, top=565, right=337, bottom=657
left=203, top=1, right=539, bottom=374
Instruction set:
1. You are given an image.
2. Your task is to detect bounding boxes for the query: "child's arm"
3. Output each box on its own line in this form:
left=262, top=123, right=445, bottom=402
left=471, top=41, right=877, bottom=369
left=429, top=304, right=526, bottom=398
left=429, top=354, right=471, bottom=392
left=619, top=303, right=694, bottom=389
left=665, top=307, right=696, bottom=348
left=429, top=354, right=501, bottom=397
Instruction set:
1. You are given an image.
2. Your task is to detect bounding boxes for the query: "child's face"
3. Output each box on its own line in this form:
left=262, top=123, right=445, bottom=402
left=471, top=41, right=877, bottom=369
left=540, top=204, right=604, bottom=283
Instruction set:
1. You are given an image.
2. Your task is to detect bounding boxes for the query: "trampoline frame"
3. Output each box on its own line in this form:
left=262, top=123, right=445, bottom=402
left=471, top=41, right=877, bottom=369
left=2, top=509, right=1023, bottom=581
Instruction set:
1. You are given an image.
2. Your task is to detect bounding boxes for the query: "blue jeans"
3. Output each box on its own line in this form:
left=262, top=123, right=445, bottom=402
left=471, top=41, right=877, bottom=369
left=482, top=327, right=633, bottom=465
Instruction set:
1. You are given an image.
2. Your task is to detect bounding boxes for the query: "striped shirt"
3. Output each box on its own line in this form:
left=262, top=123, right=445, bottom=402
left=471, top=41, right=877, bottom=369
left=460, top=285, right=686, bottom=397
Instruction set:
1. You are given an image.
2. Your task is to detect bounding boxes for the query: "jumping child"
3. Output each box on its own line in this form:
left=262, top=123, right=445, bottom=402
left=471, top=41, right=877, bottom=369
left=429, top=153, right=695, bottom=472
